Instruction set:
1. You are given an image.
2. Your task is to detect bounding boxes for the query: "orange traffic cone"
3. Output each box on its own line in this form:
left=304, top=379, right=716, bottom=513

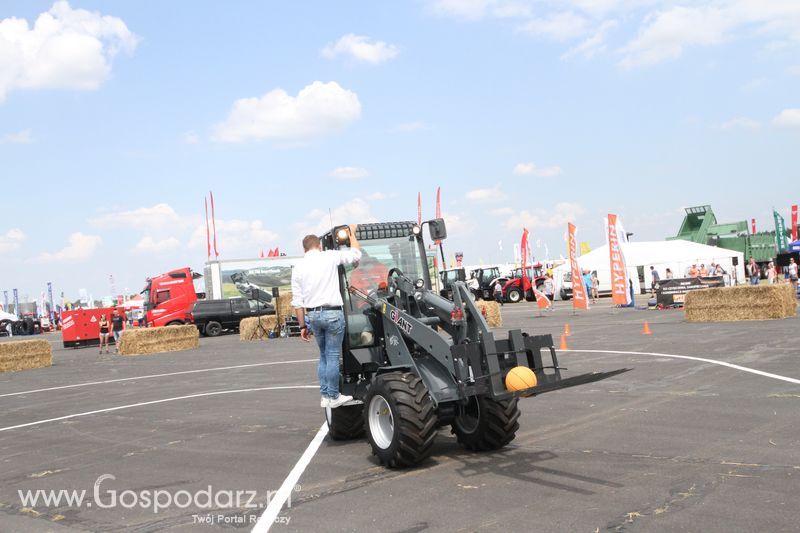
left=563, top=323, right=571, bottom=337
left=643, top=320, right=652, bottom=335
left=559, top=334, right=568, bottom=350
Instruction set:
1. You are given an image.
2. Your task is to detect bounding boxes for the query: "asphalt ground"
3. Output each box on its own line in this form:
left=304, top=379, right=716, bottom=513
left=0, top=299, right=798, bottom=532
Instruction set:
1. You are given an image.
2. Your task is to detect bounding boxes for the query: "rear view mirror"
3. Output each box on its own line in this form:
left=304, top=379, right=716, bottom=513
left=428, top=218, right=447, bottom=241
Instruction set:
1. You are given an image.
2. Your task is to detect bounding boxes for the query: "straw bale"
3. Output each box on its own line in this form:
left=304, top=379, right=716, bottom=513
left=685, top=284, right=796, bottom=322
left=475, top=300, right=503, bottom=328
left=0, top=339, right=52, bottom=373
left=275, top=294, right=295, bottom=320
left=239, top=315, right=278, bottom=341
left=117, top=325, right=199, bottom=356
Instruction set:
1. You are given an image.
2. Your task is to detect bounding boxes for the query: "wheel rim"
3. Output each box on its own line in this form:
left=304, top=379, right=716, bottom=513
left=509, top=290, right=520, bottom=302
left=455, top=397, right=480, bottom=434
left=368, top=395, right=394, bottom=449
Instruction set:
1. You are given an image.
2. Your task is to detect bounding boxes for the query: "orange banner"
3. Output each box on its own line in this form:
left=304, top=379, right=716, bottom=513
left=607, top=213, right=629, bottom=305
left=568, top=223, right=589, bottom=310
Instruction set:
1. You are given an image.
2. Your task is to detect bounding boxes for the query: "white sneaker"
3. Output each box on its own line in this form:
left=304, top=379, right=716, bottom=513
left=320, top=397, right=331, bottom=408
left=328, top=395, right=354, bottom=409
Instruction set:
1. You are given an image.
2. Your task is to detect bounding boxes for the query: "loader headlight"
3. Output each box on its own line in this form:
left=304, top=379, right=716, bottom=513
left=415, top=278, right=425, bottom=289
left=412, top=225, right=421, bottom=236
left=336, top=228, right=349, bottom=243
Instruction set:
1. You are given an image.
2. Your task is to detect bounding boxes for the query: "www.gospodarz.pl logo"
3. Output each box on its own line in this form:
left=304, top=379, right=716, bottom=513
left=17, top=474, right=295, bottom=517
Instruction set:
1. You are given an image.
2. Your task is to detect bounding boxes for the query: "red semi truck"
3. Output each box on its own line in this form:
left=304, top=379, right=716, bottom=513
left=142, top=267, right=204, bottom=327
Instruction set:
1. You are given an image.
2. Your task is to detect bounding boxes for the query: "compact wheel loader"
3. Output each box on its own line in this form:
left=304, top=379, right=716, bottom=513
left=321, top=219, right=628, bottom=468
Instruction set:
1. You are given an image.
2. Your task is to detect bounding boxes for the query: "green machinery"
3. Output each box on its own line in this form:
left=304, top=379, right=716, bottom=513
left=668, top=205, right=784, bottom=264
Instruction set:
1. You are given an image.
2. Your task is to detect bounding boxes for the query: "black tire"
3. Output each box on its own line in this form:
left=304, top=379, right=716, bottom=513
left=507, top=287, right=522, bottom=303
left=204, top=321, right=222, bottom=337
left=325, top=404, right=365, bottom=440
left=20, top=318, right=33, bottom=336
left=364, top=372, right=437, bottom=468
left=452, top=396, right=520, bottom=451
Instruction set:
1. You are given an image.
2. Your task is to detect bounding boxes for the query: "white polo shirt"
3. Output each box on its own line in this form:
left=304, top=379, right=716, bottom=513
left=291, top=248, right=362, bottom=309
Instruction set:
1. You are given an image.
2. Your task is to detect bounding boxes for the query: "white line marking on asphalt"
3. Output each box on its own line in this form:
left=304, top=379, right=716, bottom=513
left=252, top=422, right=328, bottom=533
left=563, top=349, right=800, bottom=385
left=0, top=359, right=317, bottom=399
left=0, top=385, right=318, bottom=433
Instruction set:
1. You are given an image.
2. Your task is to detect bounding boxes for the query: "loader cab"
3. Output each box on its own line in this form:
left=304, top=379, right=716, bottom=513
left=321, top=221, right=437, bottom=374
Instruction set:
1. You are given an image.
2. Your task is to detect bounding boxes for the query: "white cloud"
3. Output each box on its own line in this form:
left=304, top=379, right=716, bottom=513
left=330, top=166, right=369, bottom=180
left=212, top=81, right=361, bottom=143
left=183, top=130, right=200, bottom=144
left=504, top=202, right=585, bottom=230
left=0, top=1, right=137, bottom=101
left=36, top=232, right=101, bottom=263
left=619, top=2, right=800, bottom=68
left=134, top=236, right=180, bottom=254
left=90, top=203, right=184, bottom=232
left=189, top=218, right=278, bottom=256
left=0, top=228, right=26, bottom=252
left=297, top=198, right=378, bottom=237
left=512, top=162, right=563, bottom=177
left=787, top=65, right=800, bottom=77
left=441, top=210, right=475, bottom=235
left=321, top=34, right=398, bottom=64
left=465, top=185, right=505, bottom=202
left=428, top=0, right=531, bottom=20
left=0, top=128, right=33, bottom=144
left=773, top=108, right=800, bottom=128
left=518, top=11, right=590, bottom=41
left=490, top=207, right=515, bottom=216
left=721, top=117, right=760, bottom=131
left=562, top=20, right=618, bottom=59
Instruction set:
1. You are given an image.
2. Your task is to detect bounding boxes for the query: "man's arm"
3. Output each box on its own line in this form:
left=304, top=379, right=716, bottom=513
left=336, top=224, right=362, bottom=266
left=291, top=268, right=310, bottom=341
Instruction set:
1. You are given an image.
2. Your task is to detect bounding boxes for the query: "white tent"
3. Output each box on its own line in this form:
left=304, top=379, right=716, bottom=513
left=552, top=240, right=745, bottom=299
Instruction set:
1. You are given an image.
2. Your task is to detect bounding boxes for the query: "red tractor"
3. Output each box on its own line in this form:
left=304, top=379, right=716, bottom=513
left=502, top=263, right=546, bottom=303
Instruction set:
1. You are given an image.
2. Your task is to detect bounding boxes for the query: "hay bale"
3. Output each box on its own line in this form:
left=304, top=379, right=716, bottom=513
left=685, top=284, right=797, bottom=322
left=475, top=300, right=502, bottom=328
left=117, top=325, right=199, bottom=356
left=0, top=339, right=52, bottom=373
left=239, top=315, right=278, bottom=341
left=275, top=293, right=295, bottom=320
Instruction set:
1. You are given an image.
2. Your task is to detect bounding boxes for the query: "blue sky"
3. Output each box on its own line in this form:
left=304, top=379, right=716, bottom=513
left=1, top=0, right=798, bottom=300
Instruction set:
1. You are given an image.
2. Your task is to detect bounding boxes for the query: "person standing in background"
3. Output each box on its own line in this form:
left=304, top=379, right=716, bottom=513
left=111, top=308, right=125, bottom=353
left=590, top=271, right=599, bottom=303
left=665, top=268, right=674, bottom=280
left=650, top=266, right=660, bottom=296
left=766, top=262, right=777, bottom=284
left=98, top=314, right=110, bottom=354
left=747, top=258, right=760, bottom=285
left=788, top=258, right=798, bottom=290
left=493, top=282, right=504, bottom=306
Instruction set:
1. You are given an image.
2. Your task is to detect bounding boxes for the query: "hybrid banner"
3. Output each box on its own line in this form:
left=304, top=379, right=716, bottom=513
left=607, top=214, right=629, bottom=306
left=567, top=223, right=589, bottom=310
left=774, top=209, right=788, bottom=252
left=792, top=205, right=798, bottom=242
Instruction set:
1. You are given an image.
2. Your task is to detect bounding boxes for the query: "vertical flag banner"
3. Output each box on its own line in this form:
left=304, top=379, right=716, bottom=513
left=532, top=285, right=551, bottom=309
left=417, top=192, right=422, bottom=225
left=260, top=249, right=264, bottom=258
left=13, top=288, right=19, bottom=317
left=210, top=191, right=219, bottom=258
left=774, top=209, right=788, bottom=252
left=520, top=228, right=531, bottom=294
left=567, top=223, right=589, bottom=310
left=751, top=218, right=756, bottom=234
left=791, top=205, right=798, bottom=242
left=580, top=242, right=591, bottom=255
left=204, top=197, right=211, bottom=260
left=435, top=187, right=442, bottom=245
left=607, top=214, right=631, bottom=306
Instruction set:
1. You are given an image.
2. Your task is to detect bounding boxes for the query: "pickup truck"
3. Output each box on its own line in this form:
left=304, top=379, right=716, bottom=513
left=190, top=298, right=274, bottom=337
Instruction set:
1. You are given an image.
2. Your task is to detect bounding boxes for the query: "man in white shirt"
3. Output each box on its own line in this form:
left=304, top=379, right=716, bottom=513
left=292, top=226, right=362, bottom=409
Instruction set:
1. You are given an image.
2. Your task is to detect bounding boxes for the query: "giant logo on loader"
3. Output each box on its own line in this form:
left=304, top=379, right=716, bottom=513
left=389, top=309, right=413, bottom=334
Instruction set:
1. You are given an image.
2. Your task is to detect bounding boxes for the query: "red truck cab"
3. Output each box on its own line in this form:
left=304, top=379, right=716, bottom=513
left=142, top=267, right=203, bottom=327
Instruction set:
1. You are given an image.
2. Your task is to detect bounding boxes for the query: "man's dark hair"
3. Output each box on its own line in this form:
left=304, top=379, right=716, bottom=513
left=303, top=234, right=321, bottom=252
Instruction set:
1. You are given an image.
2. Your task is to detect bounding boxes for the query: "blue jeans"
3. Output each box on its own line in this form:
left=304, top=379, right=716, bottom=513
left=307, top=309, right=345, bottom=399
left=750, top=276, right=759, bottom=285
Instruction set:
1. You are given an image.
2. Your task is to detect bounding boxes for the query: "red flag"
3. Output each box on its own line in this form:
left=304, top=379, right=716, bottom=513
left=792, top=205, right=798, bottom=241
left=275, top=247, right=280, bottom=256
left=568, top=223, right=589, bottom=310
left=607, top=214, right=630, bottom=306
left=260, top=249, right=264, bottom=258
left=267, top=248, right=274, bottom=257
left=210, top=191, right=219, bottom=257
left=520, top=228, right=531, bottom=293
left=751, top=218, right=756, bottom=234
left=417, top=192, right=422, bottom=225
left=204, top=197, right=211, bottom=260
